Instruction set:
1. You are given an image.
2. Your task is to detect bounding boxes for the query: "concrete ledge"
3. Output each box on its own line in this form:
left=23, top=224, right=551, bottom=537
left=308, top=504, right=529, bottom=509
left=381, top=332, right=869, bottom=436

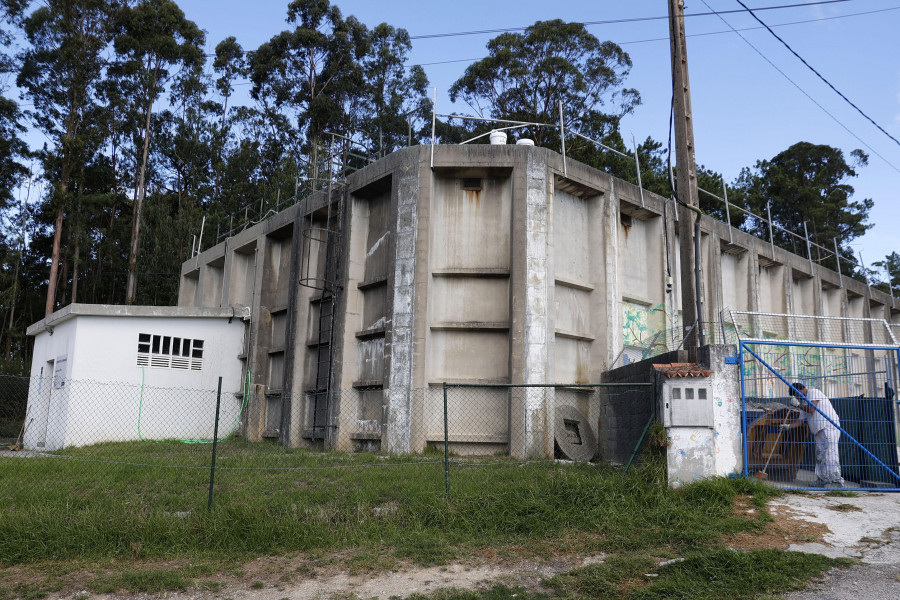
left=425, top=434, right=508, bottom=443
left=352, top=380, right=384, bottom=389
left=431, top=268, right=510, bottom=278
left=27, top=303, right=244, bottom=336
left=430, top=322, right=509, bottom=331
left=554, top=276, right=594, bottom=291
left=355, top=328, right=386, bottom=340
left=554, top=328, right=595, bottom=342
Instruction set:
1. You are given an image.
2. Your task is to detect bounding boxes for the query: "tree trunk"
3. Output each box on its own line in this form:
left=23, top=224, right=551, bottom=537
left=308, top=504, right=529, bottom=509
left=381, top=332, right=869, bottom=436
left=71, top=233, right=81, bottom=304
left=44, top=204, right=65, bottom=316
left=126, top=61, right=159, bottom=304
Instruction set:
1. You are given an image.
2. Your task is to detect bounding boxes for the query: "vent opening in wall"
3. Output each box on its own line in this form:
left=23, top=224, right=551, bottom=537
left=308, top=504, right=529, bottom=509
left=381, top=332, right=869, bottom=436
left=461, top=178, right=482, bottom=191
left=137, top=333, right=204, bottom=370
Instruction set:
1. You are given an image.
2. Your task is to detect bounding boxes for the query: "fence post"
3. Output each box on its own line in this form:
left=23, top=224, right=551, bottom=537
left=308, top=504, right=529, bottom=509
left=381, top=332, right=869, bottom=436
left=722, top=175, right=733, bottom=243
left=558, top=100, right=567, bottom=177
left=632, top=134, right=645, bottom=208
left=443, top=382, right=450, bottom=500
left=207, top=377, right=223, bottom=512
left=431, top=87, right=436, bottom=169
left=739, top=342, right=749, bottom=478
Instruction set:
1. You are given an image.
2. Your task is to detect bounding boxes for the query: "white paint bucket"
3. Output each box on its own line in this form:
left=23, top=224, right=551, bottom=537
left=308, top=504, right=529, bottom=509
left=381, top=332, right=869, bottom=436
left=489, top=130, right=507, bottom=145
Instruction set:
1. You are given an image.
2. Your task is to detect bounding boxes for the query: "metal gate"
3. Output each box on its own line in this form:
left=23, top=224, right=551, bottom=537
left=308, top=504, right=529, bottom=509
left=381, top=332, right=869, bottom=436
left=728, top=311, right=900, bottom=491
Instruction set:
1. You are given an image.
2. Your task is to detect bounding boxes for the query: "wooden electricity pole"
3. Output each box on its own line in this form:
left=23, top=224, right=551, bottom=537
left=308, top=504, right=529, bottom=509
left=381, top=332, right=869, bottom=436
left=668, top=0, right=704, bottom=349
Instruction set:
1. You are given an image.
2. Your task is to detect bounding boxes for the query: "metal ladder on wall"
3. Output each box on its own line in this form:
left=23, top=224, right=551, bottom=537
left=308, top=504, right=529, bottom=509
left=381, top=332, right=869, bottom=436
left=301, top=139, right=347, bottom=447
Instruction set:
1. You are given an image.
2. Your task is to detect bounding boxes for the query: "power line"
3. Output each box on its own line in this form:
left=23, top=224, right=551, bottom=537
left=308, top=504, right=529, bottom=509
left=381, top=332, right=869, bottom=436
left=733, top=0, right=900, bottom=150
left=616, top=5, right=900, bottom=46
left=408, top=0, right=853, bottom=40
left=405, top=5, right=900, bottom=68
left=699, top=0, right=900, bottom=175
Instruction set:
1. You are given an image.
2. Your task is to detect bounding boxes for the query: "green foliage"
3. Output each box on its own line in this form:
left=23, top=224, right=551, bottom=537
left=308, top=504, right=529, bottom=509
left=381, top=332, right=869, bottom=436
left=0, top=441, right=779, bottom=564
left=0, top=442, right=844, bottom=599
left=734, top=141, right=872, bottom=272
left=449, top=19, right=639, bottom=154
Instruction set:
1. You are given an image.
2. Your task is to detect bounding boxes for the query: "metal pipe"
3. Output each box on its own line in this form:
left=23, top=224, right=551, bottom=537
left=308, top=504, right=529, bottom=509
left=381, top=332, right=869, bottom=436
left=207, top=376, right=223, bottom=512
left=443, top=382, right=450, bottom=499
left=694, top=219, right=705, bottom=347
left=859, top=251, right=872, bottom=298
left=632, top=133, right=645, bottom=208
left=459, top=123, right=531, bottom=145
left=833, top=238, right=843, bottom=287
left=739, top=342, right=749, bottom=477
left=884, top=263, right=895, bottom=309
left=803, top=220, right=813, bottom=271
left=722, top=175, right=733, bottom=243
left=569, top=129, right=633, bottom=160
left=195, top=216, right=206, bottom=268
left=435, top=113, right=554, bottom=128
left=430, top=87, right=436, bottom=169
left=559, top=100, right=567, bottom=177
left=441, top=382, right=652, bottom=389
left=766, top=201, right=775, bottom=259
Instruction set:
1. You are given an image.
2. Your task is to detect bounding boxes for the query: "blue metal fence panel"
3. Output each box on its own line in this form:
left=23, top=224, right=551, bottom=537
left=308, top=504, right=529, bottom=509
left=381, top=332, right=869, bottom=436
left=740, top=340, right=900, bottom=491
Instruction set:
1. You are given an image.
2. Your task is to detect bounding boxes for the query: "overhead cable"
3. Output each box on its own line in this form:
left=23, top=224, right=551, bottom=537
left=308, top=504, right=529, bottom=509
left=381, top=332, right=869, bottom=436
left=408, top=0, right=852, bottom=39
left=733, top=0, right=900, bottom=150
left=402, top=5, right=898, bottom=67
left=700, top=0, right=900, bottom=175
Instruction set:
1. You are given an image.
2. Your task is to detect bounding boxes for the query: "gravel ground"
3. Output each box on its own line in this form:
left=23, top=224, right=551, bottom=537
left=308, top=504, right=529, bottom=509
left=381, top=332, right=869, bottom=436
left=776, top=493, right=900, bottom=600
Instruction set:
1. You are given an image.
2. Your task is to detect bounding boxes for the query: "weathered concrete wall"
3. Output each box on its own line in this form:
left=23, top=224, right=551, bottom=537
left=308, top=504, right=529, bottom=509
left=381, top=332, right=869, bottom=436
left=176, top=144, right=899, bottom=457
left=664, top=345, right=742, bottom=488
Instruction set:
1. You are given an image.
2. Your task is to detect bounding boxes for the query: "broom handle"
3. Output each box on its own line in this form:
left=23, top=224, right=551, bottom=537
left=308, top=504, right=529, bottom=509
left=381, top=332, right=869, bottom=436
left=761, top=411, right=794, bottom=473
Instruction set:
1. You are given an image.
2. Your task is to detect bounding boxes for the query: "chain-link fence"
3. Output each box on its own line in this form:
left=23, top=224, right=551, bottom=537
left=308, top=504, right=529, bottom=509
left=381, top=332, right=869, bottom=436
left=0, top=375, right=655, bottom=514
left=741, top=342, right=900, bottom=490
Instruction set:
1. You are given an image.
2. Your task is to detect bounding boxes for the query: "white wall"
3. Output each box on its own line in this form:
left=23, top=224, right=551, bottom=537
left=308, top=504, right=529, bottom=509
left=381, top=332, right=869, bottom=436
left=25, top=315, right=245, bottom=450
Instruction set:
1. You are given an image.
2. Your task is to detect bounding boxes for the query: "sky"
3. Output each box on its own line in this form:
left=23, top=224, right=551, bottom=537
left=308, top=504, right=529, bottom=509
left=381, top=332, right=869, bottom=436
left=22, top=0, right=900, bottom=278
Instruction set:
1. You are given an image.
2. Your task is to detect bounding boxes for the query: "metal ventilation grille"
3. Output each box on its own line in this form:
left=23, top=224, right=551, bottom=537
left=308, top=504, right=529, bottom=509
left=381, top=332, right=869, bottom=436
left=136, top=333, right=204, bottom=371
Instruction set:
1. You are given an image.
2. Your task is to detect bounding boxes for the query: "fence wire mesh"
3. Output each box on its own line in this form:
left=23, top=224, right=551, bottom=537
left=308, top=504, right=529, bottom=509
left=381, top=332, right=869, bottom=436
left=741, top=342, right=900, bottom=491
left=727, top=310, right=898, bottom=347
left=0, top=376, right=654, bottom=515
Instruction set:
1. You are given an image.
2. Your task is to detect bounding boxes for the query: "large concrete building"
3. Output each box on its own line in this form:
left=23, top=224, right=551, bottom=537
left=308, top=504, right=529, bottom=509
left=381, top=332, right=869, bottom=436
left=179, top=144, right=898, bottom=458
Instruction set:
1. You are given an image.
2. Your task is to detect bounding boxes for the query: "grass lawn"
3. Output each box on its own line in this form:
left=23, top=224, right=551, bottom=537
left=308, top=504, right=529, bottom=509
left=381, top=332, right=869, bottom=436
left=0, top=439, right=847, bottom=599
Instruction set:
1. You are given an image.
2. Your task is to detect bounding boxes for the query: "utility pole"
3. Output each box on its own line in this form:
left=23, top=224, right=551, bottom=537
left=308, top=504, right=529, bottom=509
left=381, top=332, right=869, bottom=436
left=668, top=0, right=704, bottom=349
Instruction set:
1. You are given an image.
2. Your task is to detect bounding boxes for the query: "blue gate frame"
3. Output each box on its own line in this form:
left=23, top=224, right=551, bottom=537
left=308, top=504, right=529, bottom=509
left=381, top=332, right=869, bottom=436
left=740, top=340, right=900, bottom=491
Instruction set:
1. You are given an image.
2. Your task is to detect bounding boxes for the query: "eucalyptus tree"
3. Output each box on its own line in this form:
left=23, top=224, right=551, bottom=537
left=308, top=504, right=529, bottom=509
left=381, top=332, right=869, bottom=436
left=17, top=0, right=116, bottom=315
left=449, top=19, right=639, bottom=157
left=249, top=0, right=369, bottom=185
left=0, top=1, right=28, bottom=212
left=112, top=0, right=204, bottom=303
left=360, top=23, right=429, bottom=156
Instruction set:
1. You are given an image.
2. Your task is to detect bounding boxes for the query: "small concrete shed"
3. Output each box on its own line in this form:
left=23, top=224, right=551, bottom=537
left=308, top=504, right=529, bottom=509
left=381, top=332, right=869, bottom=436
left=24, top=304, right=246, bottom=450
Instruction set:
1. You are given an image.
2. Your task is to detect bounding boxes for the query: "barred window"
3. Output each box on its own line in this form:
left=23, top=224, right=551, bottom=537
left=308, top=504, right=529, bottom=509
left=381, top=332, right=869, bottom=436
left=137, top=333, right=204, bottom=370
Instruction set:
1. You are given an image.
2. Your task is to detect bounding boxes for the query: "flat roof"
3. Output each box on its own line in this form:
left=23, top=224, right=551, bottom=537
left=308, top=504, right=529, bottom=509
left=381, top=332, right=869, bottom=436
left=27, top=303, right=243, bottom=336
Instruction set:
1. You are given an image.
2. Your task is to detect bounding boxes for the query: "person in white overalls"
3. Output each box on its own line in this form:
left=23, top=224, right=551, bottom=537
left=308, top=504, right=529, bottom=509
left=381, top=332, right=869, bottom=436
left=781, top=381, right=844, bottom=487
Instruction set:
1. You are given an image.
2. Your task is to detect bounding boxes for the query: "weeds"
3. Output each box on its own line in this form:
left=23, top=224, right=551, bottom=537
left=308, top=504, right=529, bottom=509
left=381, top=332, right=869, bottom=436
left=0, top=442, right=834, bottom=599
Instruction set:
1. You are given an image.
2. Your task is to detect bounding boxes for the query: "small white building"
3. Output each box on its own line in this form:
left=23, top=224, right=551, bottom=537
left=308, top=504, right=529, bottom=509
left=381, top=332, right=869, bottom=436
left=24, top=304, right=246, bottom=451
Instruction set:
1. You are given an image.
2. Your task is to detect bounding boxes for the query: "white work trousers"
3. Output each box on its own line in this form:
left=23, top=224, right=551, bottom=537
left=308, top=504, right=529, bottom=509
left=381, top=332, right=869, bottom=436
left=814, top=427, right=843, bottom=484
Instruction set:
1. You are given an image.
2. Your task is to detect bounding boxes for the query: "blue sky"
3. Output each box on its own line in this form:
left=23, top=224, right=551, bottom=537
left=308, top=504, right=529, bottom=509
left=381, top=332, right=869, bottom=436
left=26, top=1, right=900, bottom=275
